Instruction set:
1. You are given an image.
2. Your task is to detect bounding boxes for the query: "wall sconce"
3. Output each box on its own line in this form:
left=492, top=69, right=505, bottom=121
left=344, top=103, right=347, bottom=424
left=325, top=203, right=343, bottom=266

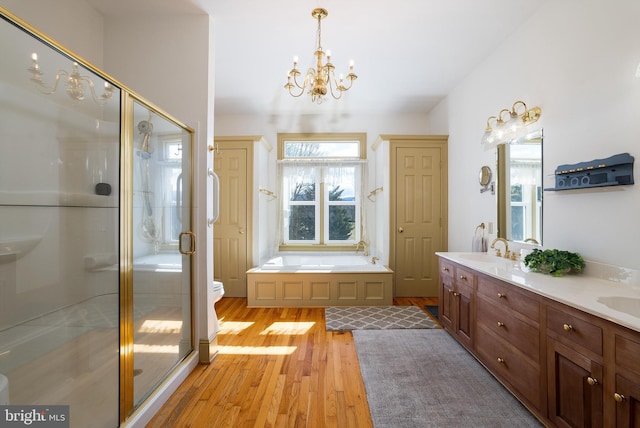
left=481, top=100, right=541, bottom=150
left=28, top=52, right=115, bottom=104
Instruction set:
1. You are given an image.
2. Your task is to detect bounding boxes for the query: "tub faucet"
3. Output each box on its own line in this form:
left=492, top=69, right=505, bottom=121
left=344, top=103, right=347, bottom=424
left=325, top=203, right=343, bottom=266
left=355, top=240, right=369, bottom=256
left=490, top=237, right=510, bottom=258
left=371, top=257, right=379, bottom=264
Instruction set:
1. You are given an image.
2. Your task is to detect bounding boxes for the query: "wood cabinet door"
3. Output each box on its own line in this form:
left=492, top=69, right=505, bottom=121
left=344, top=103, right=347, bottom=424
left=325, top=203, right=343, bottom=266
left=455, top=283, right=473, bottom=349
left=547, top=338, right=603, bottom=428
left=614, top=374, right=640, bottom=428
left=439, top=275, right=454, bottom=331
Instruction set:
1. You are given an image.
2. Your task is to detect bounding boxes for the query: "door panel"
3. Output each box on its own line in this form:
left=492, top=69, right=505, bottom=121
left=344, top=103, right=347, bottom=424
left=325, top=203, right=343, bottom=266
left=214, top=145, right=250, bottom=297
left=394, top=145, right=443, bottom=296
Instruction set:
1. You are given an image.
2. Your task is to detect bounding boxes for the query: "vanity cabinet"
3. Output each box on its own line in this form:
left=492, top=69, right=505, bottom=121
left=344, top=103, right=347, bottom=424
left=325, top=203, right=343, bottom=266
left=475, top=275, right=544, bottom=412
left=546, top=304, right=604, bottom=427
left=438, top=259, right=474, bottom=349
left=612, top=330, right=640, bottom=427
left=437, top=254, right=640, bottom=428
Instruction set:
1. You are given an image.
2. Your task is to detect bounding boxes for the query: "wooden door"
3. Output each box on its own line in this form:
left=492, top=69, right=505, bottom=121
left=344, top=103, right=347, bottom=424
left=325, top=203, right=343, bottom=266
left=614, top=374, right=640, bottom=428
left=391, top=138, right=447, bottom=297
left=214, top=140, right=253, bottom=297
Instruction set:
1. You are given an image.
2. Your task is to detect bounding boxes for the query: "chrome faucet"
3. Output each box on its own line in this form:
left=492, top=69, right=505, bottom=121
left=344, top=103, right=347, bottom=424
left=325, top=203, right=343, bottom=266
left=490, top=237, right=510, bottom=258
left=355, top=240, right=369, bottom=256
left=371, top=256, right=379, bottom=264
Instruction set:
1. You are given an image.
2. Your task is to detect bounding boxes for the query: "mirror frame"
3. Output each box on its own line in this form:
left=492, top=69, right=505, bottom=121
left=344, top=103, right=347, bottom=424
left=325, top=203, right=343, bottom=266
left=496, top=128, right=543, bottom=245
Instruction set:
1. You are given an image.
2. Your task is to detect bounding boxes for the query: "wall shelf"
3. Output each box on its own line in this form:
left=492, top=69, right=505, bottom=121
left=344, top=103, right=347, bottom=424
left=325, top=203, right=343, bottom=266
left=545, top=153, right=634, bottom=191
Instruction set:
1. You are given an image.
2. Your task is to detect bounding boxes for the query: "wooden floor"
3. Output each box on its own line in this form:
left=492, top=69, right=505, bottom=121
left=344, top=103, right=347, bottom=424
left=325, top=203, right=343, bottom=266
left=147, top=297, right=439, bottom=428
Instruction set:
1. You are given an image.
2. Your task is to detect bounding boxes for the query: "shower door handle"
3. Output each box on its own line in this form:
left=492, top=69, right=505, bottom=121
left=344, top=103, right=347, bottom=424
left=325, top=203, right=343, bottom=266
left=179, top=231, right=196, bottom=255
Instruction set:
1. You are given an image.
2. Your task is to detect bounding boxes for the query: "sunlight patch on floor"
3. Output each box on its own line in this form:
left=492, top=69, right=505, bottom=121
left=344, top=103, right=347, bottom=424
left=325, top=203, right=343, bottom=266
left=218, top=321, right=255, bottom=334
left=217, top=345, right=297, bottom=355
left=260, top=321, right=315, bottom=335
left=138, top=319, right=183, bottom=334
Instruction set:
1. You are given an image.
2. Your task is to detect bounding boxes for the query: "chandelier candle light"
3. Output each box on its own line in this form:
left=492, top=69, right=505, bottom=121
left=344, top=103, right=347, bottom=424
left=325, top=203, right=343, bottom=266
left=285, top=8, right=357, bottom=103
left=28, top=52, right=115, bottom=104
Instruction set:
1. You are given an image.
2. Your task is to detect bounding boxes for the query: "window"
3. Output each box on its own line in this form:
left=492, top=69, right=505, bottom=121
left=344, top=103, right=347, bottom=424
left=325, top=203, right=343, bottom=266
left=278, top=133, right=366, bottom=249
left=158, top=136, right=183, bottom=246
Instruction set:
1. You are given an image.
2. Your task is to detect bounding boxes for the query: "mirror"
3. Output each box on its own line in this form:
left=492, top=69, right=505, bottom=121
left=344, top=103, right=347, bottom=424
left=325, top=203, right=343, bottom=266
left=479, top=166, right=492, bottom=186
left=497, top=128, right=543, bottom=245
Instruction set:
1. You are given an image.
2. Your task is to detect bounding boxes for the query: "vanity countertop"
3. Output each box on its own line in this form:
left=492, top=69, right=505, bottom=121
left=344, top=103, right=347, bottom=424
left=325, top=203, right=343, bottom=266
left=436, top=252, right=640, bottom=333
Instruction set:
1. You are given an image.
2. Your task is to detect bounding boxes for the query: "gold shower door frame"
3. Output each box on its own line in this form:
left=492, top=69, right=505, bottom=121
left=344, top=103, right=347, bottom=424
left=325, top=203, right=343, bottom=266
left=0, top=8, right=196, bottom=425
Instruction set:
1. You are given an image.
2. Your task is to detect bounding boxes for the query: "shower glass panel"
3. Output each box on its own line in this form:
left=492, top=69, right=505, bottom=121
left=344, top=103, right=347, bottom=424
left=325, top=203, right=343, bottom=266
left=0, top=13, right=121, bottom=428
left=131, top=101, right=192, bottom=407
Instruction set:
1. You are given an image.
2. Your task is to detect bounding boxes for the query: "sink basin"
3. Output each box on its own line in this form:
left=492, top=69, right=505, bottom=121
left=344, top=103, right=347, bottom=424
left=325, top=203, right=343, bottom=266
left=597, top=297, right=640, bottom=319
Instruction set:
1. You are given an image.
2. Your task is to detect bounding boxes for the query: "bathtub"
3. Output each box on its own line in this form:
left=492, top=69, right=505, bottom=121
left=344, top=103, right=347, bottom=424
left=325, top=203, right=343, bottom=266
left=247, top=252, right=393, bottom=307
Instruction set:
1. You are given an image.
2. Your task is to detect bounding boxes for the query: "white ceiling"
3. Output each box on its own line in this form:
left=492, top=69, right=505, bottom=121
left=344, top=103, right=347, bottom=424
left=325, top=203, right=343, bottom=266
left=86, top=0, right=543, bottom=117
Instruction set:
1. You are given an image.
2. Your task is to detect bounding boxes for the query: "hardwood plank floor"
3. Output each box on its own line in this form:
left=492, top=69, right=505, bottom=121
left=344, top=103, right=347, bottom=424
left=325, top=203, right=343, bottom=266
left=147, top=297, right=438, bottom=427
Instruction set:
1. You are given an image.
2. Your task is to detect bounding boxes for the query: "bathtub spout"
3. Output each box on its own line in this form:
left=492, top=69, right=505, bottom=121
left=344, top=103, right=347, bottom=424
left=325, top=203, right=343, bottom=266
left=355, top=240, right=369, bottom=256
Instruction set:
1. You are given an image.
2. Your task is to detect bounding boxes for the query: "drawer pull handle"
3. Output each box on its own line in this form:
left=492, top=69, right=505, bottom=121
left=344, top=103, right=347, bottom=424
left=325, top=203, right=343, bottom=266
left=563, top=324, right=573, bottom=332
left=459, top=275, right=467, bottom=280
left=443, top=267, right=449, bottom=272
left=497, top=321, right=505, bottom=327
left=587, top=377, right=599, bottom=386
left=497, top=357, right=505, bottom=364
left=497, top=293, right=506, bottom=299
left=614, top=392, right=625, bottom=403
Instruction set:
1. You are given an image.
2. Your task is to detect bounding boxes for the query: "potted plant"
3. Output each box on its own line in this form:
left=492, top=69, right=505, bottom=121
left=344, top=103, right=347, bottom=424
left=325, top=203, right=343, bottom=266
left=523, top=248, right=585, bottom=277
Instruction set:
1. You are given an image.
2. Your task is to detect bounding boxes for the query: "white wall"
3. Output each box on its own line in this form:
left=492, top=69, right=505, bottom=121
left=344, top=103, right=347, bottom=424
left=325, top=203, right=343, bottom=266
left=428, top=0, right=640, bottom=269
left=1, top=0, right=104, bottom=68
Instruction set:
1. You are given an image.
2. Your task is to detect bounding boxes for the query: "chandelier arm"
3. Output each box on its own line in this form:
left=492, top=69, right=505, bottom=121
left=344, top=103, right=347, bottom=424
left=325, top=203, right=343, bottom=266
left=34, top=69, right=66, bottom=95
left=325, top=68, right=344, bottom=100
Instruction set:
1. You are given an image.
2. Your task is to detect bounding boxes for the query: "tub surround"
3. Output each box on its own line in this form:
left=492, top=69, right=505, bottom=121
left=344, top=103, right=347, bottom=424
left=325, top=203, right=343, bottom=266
left=436, top=251, right=640, bottom=427
left=436, top=252, right=640, bottom=332
left=247, top=253, right=393, bottom=307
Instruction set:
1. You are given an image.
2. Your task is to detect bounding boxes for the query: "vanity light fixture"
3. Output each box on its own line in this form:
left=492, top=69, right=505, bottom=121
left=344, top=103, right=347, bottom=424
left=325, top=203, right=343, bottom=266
left=284, top=8, right=357, bottom=103
left=481, top=100, right=541, bottom=150
left=28, top=52, right=115, bottom=104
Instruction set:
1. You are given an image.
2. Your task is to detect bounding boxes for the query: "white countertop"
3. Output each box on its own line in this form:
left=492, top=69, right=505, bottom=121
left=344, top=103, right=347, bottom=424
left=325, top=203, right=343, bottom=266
left=436, top=252, right=640, bottom=333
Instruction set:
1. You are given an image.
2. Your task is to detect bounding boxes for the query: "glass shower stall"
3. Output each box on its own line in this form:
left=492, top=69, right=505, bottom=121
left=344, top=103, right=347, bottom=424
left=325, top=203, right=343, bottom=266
left=0, top=7, right=195, bottom=427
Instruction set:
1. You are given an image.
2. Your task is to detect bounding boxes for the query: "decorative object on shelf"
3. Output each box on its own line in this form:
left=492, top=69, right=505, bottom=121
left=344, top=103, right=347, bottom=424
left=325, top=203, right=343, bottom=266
left=27, top=53, right=115, bottom=104
left=481, top=100, right=542, bottom=150
left=545, top=153, right=634, bottom=191
left=284, top=8, right=357, bottom=103
left=523, top=248, right=585, bottom=277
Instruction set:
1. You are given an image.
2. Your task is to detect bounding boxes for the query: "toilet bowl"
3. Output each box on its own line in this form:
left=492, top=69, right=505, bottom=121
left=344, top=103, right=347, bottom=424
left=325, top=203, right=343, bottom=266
left=0, top=374, right=9, bottom=405
left=209, top=281, right=225, bottom=333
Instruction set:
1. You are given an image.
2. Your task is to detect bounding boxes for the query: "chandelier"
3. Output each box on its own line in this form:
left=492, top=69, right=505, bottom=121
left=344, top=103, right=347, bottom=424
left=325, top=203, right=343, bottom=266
left=28, top=52, right=115, bottom=104
left=284, top=8, right=357, bottom=103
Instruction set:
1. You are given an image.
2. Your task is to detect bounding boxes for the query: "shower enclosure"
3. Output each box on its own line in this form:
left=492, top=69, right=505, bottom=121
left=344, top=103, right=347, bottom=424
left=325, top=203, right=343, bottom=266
left=0, top=8, right=194, bottom=427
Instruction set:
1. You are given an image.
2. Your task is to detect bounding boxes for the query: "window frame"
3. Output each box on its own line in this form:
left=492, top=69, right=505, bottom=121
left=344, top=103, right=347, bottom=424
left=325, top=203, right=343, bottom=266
left=278, top=133, right=366, bottom=251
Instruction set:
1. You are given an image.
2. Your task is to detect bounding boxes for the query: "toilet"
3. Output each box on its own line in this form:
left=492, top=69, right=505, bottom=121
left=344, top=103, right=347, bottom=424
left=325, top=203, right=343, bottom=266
left=209, top=281, right=225, bottom=333
left=0, top=374, right=9, bottom=405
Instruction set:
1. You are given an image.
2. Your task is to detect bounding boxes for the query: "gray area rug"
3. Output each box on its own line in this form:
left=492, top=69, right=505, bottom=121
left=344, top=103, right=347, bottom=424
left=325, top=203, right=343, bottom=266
left=353, top=329, right=542, bottom=427
left=325, top=306, right=438, bottom=331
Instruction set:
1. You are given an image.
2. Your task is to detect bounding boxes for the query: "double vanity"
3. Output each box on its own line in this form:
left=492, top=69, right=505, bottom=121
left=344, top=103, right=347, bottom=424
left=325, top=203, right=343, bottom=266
left=437, top=252, right=640, bottom=428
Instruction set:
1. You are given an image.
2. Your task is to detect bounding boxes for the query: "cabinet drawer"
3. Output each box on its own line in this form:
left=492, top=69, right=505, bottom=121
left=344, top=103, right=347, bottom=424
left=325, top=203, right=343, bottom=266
left=615, top=332, right=640, bottom=377
left=476, top=324, right=541, bottom=409
left=439, top=259, right=454, bottom=280
left=455, top=266, right=475, bottom=287
left=477, top=296, right=540, bottom=362
left=547, top=306, right=602, bottom=356
left=476, top=275, right=540, bottom=322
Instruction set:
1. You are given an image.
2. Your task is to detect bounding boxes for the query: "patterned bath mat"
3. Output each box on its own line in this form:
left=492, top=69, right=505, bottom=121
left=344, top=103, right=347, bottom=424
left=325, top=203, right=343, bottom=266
left=325, top=306, right=439, bottom=331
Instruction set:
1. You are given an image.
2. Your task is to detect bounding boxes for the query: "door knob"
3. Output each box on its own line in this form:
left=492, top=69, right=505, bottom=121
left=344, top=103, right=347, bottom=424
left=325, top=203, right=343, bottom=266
left=239, top=227, right=245, bottom=234
left=398, top=227, right=404, bottom=233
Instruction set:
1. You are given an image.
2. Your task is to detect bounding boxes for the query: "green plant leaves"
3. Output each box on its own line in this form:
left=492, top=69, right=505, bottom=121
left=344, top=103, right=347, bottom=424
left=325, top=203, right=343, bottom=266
left=523, top=248, right=585, bottom=277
